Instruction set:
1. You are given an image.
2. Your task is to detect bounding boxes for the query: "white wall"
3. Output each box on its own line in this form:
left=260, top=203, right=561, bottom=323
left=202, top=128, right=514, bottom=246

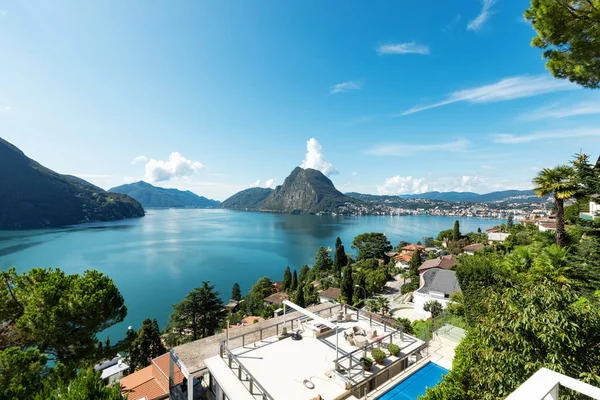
left=591, top=201, right=599, bottom=216
left=413, top=291, right=450, bottom=317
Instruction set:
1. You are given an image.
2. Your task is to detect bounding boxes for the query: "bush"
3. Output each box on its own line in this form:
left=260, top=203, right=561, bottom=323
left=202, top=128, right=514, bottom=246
left=395, top=317, right=414, bottom=334
left=371, top=348, right=386, bottom=364
left=411, top=319, right=433, bottom=341
left=400, top=281, right=419, bottom=294
left=360, top=356, right=373, bottom=369
left=387, top=343, right=400, bottom=356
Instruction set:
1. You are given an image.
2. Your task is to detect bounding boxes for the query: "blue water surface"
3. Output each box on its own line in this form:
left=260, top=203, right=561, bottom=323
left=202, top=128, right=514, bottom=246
left=377, top=362, right=448, bottom=400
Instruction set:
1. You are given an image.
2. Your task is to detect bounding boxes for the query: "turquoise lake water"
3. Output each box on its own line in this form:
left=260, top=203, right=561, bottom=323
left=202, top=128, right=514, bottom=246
left=0, top=209, right=502, bottom=341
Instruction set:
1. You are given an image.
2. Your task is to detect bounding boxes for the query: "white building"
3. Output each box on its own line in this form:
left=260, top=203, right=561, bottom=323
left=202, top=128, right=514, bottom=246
left=488, top=232, right=510, bottom=244
left=413, top=269, right=461, bottom=317
left=94, top=355, right=129, bottom=385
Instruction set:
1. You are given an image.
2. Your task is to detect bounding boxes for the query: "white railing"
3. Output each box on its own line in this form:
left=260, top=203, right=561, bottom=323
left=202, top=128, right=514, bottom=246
left=506, top=368, right=600, bottom=400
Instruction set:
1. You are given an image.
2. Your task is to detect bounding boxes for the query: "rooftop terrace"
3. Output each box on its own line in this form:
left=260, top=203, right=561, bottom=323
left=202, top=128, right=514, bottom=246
left=205, top=303, right=427, bottom=400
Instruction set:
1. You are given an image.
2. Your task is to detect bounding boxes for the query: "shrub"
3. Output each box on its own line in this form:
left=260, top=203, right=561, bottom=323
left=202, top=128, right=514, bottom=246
left=371, top=348, right=386, bottom=364
left=395, top=317, right=414, bottom=334
left=387, top=343, right=400, bottom=356
left=400, top=281, right=419, bottom=294
left=360, top=356, right=373, bottom=370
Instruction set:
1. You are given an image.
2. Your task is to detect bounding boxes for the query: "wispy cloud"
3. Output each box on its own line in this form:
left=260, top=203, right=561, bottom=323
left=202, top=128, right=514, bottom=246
left=378, top=176, right=429, bottom=195
left=442, top=15, right=462, bottom=32
left=2, top=106, right=11, bottom=111
left=400, top=75, right=576, bottom=115
left=467, top=0, right=496, bottom=31
left=131, top=155, right=149, bottom=165
left=520, top=100, right=600, bottom=121
left=377, top=42, right=430, bottom=55
left=330, top=81, right=362, bottom=95
left=494, top=129, right=600, bottom=144
left=368, top=138, right=470, bottom=156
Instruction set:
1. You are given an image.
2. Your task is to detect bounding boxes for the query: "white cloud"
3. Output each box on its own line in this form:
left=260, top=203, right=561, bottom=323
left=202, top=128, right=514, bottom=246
left=401, top=75, right=576, bottom=115
left=520, top=100, right=600, bottom=121
left=378, top=176, right=429, bottom=195
left=124, top=176, right=137, bottom=183
left=351, top=171, right=358, bottom=176
left=141, top=152, right=203, bottom=182
left=457, top=175, right=481, bottom=191
left=2, top=106, right=11, bottom=111
left=264, top=178, right=276, bottom=188
left=131, top=155, right=148, bottom=165
left=249, top=179, right=276, bottom=188
left=368, top=138, right=470, bottom=156
left=494, top=129, right=600, bottom=144
left=377, top=42, right=430, bottom=55
left=330, top=81, right=362, bottom=95
left=467, top=0, right=496, bottom=31
left=300, top=138, right=338, bottom=176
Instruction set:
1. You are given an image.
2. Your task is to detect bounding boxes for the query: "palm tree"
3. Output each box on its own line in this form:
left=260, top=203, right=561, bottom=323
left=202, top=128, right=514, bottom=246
left=376, top=296, right=391, bottom=316
left=532, top=165, right=576, bottom=247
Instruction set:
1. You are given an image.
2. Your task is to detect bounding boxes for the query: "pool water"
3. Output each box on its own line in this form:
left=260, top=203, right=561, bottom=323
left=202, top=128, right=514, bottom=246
left=376, top=362, right=448, bottom=400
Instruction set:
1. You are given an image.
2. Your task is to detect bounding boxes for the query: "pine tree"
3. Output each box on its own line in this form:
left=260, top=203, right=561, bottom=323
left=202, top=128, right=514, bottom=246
left=314, top=246, right=333, bottom=275
left=477, top=227, right=482, bottom=233
left=298, top=264, right=310, bottom=286
left=291, top=270, right=298, bottom=291
left=340, top=265, right=354, bottom=304
left=304, top=283, right=319, bottom=306
left=231, top=282, right=242, bottom=301
left=409, top=249, right=422, bottom=276
left=333, top=237, right=348, bottom=279
left=282, top=266, right=292, bottom=292
left=507, top=214, right=514, bottom=230
left=453, top=220, right=461, bottom=241
left=127, top=318, right=166, bottom=371
left=293, top=283, right=306, bottom=307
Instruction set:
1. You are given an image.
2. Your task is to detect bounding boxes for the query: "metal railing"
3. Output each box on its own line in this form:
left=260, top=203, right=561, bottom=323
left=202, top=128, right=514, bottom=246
left=220, top=342, right=275, bottom=400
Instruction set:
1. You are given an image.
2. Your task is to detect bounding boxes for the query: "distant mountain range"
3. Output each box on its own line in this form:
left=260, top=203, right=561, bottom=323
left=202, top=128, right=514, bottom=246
left=221, top=167, right=360, bottom=213
left=109, top=181, right=220, bottom=209
left=0, top=137, right=144, bottom=230
left=346, top=189, right=544, bottom=204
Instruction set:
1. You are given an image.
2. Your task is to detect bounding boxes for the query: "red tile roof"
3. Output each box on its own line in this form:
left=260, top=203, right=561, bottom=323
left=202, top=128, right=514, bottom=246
left=401, top=244, right=425, bottom=252
left=120, top=353, right=184, bottom=400
left=318, top=287, right=341, bottom=300
left=418, top=254, right=457, bottom=272
left=263, top=292, right=289, bottom=304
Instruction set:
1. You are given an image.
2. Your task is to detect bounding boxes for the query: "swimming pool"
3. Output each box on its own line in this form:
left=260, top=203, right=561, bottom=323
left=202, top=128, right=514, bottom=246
left=376, top=362, right=448, bottom=400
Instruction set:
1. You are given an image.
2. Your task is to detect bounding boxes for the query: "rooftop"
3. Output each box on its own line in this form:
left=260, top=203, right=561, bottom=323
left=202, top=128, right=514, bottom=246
left=119, top=353, right=184, bottom=400
left=418, top=254, right=456, bottom=272
left=263, top=292, right=290, bottom=304
left=417, top=269, right=461, bottom=296
left=463, top=243, right=484, bottom=252
left=318, top=287, right=341, bottom=300
left=208, top=303, right=426, bottom=400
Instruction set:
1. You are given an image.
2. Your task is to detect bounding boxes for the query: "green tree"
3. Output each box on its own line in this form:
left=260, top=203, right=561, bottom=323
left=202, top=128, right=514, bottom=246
left=437, top=229, right=453, bottom=242
left=422, top=237, right=435, bottom=247
left=291, top=270, right=298, bottom=291
left=423, top=280, right=600, bottom=400
left=304, top=283, right=319, bottom=306
left=477, top=227, right=482, bottom=233
left=533, top=165, right=577, bottom=247
left=282, top=266, right=292, bottom=292
left=452, top=220, right=461, bottom=242
left=572, top=152, right=600, bottom=197
left=298, top=264, right=310, bottom=287
left=395, top=317, right=414, bottom=334
left=507, top=214, right=514, bottom=230
left=127, top=318, right=166, bottom=372
left=376, top=296, right=390, bottom=316
left=34, top=368, right=124, bottom=400
left=231, top=282, right=242, bottom=301
left=0, top=347, right=48, bottom=399
left=293, top=283, right=306, bottom=308
left=525, top=0, right=600, bottom=89
left=423, top=300, right=443, bottom=319
left=366, top=298, right=380, bottom=314
left=409, top=249, right=422, bottom=276
left=313, top=246, right=333, bottom=276
left=333, top=237, right=348, bottom=279
left=169, top=281, right=226, bottom=340
left=0, top=267, right=126, bottom=365
left=340, top=265, right=354, bottom=304
left=352, top=233, right=392, bottom=261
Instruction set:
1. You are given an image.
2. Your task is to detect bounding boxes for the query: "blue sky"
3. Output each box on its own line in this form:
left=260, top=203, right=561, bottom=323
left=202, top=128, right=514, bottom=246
left=1, top=1, right=599, bottom=200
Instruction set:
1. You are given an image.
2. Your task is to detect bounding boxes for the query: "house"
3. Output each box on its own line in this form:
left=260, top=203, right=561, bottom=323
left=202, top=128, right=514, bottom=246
left=272, top=281, right=283, bottom=293
left=486, top=227, right=501, bottom=233
left=224, top=316, right=265, bottom=332
left=538, top=222, right=557, bottom=232
left=318, top=287, right=341, bottom=303
left=224, top=299, right=240, bottom=313
left=418, top=254, right=457, bottom=286
left=119, top=353, right=185, bottom=400
left=580, top=195, right=600, bottom=220
left=94, top=355, right=129, bottom=385
left=400, top=244, right=425, bottom=254
left=394, top=252, right=413, bottom=269
left=263, top=292, right=289, bottom=306
left=413, top=269, right=461, bottom=317
left=487, top=232, right=510, bottom=244
left=462, top=243, right=484, bottom=255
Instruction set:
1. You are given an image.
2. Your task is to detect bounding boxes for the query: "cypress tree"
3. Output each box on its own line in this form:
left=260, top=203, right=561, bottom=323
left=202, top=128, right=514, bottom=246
left=333, top=237, right=348, bottom=279
left=298, top=264, right=310, bottom=286
left=282, top=266, right=292, bottom=292
left=291, top=270, right=298, bottom=290
left=453, top=220, right=461, bottom=241
left=409, top=249, right=422, bottom=276
left=231, top=282, right=242, bottom=301
left=293, top=283, right=306, bottom=307
left=340, top=265, right=354, bottom=304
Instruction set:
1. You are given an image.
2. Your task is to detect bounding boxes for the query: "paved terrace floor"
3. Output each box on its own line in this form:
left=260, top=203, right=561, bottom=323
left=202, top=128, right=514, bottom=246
left=174, top=303, right=344, bottom=375
left=226, top=312, right=424, bottom=400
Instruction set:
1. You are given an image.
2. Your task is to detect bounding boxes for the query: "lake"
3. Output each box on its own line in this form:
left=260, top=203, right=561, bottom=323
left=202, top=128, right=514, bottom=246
left=0, top=209, right=503, bottom=341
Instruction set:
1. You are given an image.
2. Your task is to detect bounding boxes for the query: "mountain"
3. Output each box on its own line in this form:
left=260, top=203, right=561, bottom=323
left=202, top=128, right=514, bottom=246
left=219, top=187, right=273, bottom=210
left=346, top=189, right=543, bottom=204
left=109, top=181, right=220, bottom=208
left=0, top=137, right=145, bottom=230
left=221, top=167, right=359, bottom=213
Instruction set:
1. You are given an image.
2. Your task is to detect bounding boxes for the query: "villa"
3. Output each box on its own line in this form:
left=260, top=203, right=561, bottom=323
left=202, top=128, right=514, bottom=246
left=417, top=254, right=456, bottom=286
left=318, top=287, right=341, bottom=303
left=487, top=231, right=510, bottom=244
left=263, top=292, right=289, bottom=306
left=462, top=243, right=484, bottom=255
left=413, top=269, right=461, bottom=317
left=579, top=195, right=599, bottom=221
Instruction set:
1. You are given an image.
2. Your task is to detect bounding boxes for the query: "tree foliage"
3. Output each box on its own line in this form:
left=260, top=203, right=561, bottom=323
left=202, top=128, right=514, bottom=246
left=452, top=220, right=461, bottom=242
left=0, top=347, right=48, bottom=399
left=169, top=281, right=226, bottom=341
left=127, top=318, right=166, bottom=372
left=291, top=270, right=298, bottom=291
left=333, top=237, right=348, bottom=279
left=34, top=368, right=124, bottom=400
left=525, top=0, right=600, bottom=88
left=423, top=300, right=443, bottom=319
left=409, top=249, right=422, bottom=276
left=231, top=282, right=242, bottom=301
left=282, top=266, right=292, bottom=292
left=352, top=233, right=392, bottom=261
left=340, top=265, right=354, bottom=304
left=313, top=246, right=333, bottom=276
left=0, top=267, right=126, bottom=365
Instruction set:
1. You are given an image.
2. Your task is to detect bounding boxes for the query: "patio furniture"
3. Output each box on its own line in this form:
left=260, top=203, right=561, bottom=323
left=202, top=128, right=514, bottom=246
left=354, top=336, right=368, bottom=347
left=352, top=326, right=366, bottom=336
left=344, top=314, right=352, bottom=322
left=336, top=312, right=344, bottom=322
left=369, top=329, right=378, bottom=339
left=346, top=335, right=357, bottom=346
